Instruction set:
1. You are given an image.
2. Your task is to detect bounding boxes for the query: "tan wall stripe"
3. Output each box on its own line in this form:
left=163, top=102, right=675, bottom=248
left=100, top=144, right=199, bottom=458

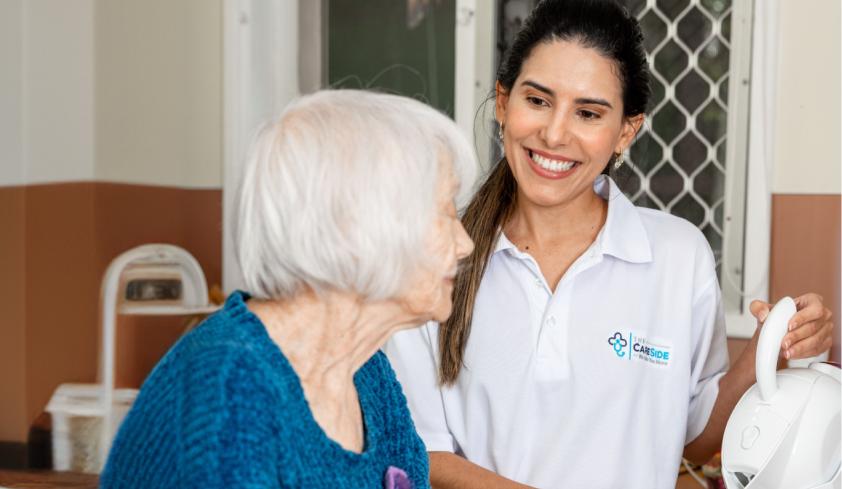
left=0, top=187, right=28, bottom=442
left=0, top=182, right=221, bottom=442
left=770, top=194, right=841, bottom=363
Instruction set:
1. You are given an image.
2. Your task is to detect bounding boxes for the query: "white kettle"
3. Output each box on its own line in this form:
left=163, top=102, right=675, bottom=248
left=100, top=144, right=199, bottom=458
left=722, top=297, right=841, bottom=489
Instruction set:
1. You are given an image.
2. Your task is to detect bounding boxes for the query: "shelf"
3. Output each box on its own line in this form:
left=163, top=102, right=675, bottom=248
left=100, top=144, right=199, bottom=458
left=117, top=304, right=222, bottom=316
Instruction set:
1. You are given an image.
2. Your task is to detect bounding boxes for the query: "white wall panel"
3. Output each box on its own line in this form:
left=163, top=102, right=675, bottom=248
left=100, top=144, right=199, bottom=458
left=773, top=0, right=841, bottom=194
left=1, top=0, right=223, bottom=189
left=94, top=0, right=223, bottom=189
left=22, top=0, right=95, bottom=185
left=0, top=0, right=24, bottom=187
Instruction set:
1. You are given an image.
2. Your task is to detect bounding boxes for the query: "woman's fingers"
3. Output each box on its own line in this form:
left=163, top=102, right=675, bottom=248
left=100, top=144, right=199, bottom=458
left=787, top=294, right=829, bottom=332
left=750, top=294, right=832, bottom=360
left=784, top=321, right=834, bottom=360
left=749, top=300, right=770, bottom=324
left=798, top=336, right=833, bottom=360
left=794, top=292, right=824, bottom=310
left=782, top=318, right=820, bottom=350
left=781, top=294, right=832, bottom=356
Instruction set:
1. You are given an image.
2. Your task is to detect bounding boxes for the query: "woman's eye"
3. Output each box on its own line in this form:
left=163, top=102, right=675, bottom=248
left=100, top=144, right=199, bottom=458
left=527, top=97, right=547, bottom=107
left=579, top=110, right=599, bottom=120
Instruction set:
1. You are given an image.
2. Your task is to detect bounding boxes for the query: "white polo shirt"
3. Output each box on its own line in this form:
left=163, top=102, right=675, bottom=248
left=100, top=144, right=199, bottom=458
left=384, top=175, right=730, bottom=489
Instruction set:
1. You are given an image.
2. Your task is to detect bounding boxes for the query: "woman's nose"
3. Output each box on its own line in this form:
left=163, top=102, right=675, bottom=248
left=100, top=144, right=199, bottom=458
left=542, top=110, right=573, bottom=148
left=455, top=221, right=475, bottom=259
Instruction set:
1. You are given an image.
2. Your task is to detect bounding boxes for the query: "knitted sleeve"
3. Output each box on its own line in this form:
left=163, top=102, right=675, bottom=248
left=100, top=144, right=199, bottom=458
left=178, top=345, right=282, bottom=488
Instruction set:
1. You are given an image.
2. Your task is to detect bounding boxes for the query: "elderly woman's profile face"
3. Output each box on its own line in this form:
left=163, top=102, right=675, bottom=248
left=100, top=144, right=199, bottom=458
left=402, top=163, right=474, bottom=323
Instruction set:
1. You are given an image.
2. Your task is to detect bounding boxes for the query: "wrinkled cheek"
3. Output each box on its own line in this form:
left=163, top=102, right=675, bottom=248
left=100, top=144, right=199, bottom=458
left=404, top=275, right=439, bottom=316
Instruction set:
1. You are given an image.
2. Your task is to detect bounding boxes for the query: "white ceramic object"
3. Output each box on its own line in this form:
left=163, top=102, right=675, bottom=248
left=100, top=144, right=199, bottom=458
left=722, top=297, right=841, bottom=489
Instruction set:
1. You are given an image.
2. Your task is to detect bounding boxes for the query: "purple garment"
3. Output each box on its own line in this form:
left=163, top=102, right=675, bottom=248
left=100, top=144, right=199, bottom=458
left=384, top=466, right=411, bottom=489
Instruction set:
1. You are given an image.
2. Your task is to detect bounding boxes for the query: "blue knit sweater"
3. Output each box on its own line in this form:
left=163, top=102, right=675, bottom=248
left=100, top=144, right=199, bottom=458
left=100, top=291, right=430, bottom=488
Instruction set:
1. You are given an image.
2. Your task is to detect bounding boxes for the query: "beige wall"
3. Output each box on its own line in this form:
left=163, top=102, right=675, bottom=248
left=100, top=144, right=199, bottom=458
left=774, top=0, right=842, bottom=194
left=94, top=0, right=223, bottom=189
left=0, top=0, right=96, bottom=187
left=25, top=0, right=96, bottom=185
left=0, top=0, right=24, bottom=186
left=0, top=0, right=224, bottom=447
left=0, top=0, right=223, bottom=189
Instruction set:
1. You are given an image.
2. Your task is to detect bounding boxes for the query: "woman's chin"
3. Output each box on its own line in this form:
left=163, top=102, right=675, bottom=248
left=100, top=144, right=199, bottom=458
left=521, top=186, right=576, bottom=208
left=430, top=299, right=454, bottom=324
left=518, top=172, right=599, bottom=208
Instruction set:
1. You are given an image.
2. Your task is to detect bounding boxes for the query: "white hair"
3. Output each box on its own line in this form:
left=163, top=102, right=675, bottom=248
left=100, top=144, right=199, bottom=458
left=234, top=90, right=477, bottom=301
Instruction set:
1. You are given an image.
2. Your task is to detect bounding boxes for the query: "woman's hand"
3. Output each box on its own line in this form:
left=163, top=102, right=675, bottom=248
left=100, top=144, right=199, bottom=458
left=750, top=293, right=833, bottom=360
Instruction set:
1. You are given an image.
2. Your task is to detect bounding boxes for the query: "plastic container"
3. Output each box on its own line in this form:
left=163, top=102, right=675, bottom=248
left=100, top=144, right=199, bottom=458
left=45, top=383, right=138, bottom=473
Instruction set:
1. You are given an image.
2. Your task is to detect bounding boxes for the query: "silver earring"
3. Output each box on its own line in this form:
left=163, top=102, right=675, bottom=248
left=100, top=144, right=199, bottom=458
left=498, top=123, right=505, bottom=141
left=613, top=152, right=624, bottom=169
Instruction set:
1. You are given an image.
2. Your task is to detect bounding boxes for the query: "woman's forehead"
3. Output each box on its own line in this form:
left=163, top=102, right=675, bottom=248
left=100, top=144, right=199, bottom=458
left=517, top=40, right=623, bottom=103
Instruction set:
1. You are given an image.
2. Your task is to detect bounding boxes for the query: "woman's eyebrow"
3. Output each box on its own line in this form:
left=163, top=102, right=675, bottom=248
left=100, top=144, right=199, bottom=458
left=575, top=97, right=613, bottom=109
left=521, top=80, right=614, bottom=109
left=521, top=80, right=555, bottom=96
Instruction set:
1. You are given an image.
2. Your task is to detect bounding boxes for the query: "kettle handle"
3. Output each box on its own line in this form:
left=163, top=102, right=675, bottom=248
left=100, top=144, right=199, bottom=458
left=756, top=296, right=797, bottom=401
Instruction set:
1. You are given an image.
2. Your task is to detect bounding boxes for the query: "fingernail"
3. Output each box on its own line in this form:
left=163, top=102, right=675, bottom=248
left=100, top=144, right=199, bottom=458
left=785, top=340, right=791, bottom=349
left=785, top=350, right=791, bottom=359
left=788, top=322, right=796, bottom=331
left=760, top=311, right=768, bottom=322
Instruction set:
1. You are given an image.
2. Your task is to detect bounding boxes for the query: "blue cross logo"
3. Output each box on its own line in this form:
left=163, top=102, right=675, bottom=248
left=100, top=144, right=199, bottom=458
left=608, top=332, right=628, bottom=357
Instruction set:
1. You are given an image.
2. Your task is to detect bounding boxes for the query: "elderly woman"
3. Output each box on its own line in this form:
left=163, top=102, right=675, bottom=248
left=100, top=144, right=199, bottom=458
left=100, top=90, right=476, bottom=488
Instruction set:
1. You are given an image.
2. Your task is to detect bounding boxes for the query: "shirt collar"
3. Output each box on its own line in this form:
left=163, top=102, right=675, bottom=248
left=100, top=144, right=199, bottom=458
left=492, top=175, right=652, bottom=264
left=595, top=174, right=652, bottom=263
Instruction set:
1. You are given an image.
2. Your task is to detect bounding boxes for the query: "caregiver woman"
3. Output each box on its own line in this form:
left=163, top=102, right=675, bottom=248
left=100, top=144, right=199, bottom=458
left=383, top=1, right=833, bottom=488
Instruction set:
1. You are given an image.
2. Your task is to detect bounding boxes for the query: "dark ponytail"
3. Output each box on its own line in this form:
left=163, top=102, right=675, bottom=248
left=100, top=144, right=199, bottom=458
left=438, top=0, right=652, bottom=386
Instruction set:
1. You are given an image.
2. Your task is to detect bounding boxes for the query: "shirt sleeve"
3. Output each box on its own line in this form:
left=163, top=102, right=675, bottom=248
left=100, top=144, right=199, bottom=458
left=684, top=278, right=730, bottom=445
left=382, top=322, right=456, bottom=453
left=178, top=347, right=282, bottom=488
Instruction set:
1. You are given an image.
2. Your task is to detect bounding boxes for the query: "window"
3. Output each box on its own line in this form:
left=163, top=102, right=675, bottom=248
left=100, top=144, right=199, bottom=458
left=614, top=0, right=754, bottom=320
left=325, top=0, right=457, bottom=118
left=617, top=0, right=732, bottom=273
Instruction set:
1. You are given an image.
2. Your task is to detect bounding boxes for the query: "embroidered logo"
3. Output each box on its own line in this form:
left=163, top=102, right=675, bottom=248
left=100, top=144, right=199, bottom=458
left=607, top=331, right=672, bottom=367
left=608, top=332, right=628, bottom=357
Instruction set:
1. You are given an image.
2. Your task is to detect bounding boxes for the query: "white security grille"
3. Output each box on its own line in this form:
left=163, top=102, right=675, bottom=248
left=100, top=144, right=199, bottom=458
left=616, top=0, right=733, bottom=273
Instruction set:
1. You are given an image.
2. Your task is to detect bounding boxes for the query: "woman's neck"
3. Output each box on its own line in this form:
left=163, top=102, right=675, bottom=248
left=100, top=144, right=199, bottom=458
left=505, top=182, right=608, bottom=249
left=249, top=291, right=418, bottom=386
left=248, top=291, right=423, bottom=453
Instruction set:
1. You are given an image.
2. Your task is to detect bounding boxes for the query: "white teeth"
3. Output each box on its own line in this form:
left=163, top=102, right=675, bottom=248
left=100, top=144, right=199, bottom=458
left=531, top=151, right=575, bottom=173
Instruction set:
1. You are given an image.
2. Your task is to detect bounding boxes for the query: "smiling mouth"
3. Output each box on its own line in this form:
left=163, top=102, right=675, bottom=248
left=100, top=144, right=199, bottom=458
left=528, top=150, right=581, bottom=173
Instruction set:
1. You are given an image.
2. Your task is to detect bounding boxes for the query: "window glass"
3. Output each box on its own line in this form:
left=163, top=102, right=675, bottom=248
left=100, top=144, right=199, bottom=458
left=326, top=0, right=456, bottom=117
left=617, top=0, right=733, bottom=278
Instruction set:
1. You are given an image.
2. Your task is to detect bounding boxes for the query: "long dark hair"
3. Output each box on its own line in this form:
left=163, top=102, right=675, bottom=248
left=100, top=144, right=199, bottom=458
left=438, top=0, right=652, bottom=386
